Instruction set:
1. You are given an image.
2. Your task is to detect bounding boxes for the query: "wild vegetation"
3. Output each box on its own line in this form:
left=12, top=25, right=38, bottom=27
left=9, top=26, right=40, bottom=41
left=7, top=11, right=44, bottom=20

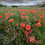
left=0, top=6, right=45, bottom=45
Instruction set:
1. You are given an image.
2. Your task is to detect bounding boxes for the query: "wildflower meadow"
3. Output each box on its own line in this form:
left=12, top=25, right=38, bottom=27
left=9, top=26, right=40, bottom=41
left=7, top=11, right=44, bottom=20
left=0, top=7, right=45, bottom=45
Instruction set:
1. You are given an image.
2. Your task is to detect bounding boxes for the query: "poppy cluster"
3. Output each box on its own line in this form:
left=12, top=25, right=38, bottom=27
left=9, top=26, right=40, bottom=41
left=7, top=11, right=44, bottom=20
left=0, top=7, right=45, bottom=45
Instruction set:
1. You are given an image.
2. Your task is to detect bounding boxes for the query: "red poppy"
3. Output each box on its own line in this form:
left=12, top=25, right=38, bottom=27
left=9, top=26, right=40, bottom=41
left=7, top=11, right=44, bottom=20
left=41, top=14, right=44, bottom=16
left=27, top=39, right=30, bottom=44
left=5, top=14, right=8, bottom=16
left=0, top=16, right=2, bottom=18
left=30, top=36, right=34, bottom=42
left=9, top=14, right=13, bottom=17
left=16, top=24, right=18, bottom=26
left=9, top=19, right=13, bottom=23
left=6, top=25, right=9, bottom=29
left=37, top=19, right=40, bottom=23
left=25, top=16, right=29, bottom=19
left=5, top=16, right=9, bottom=20
left=20, top=23, right=25, bottom=27
left=20, top=15, right=24, bottom=19
left=26, top=25, right=31, bottom=30
left=29, top=30, right=32, bottom=33
left=36, top=23, right=41, bottom=27
left=21, top=12, right=26, bottom=15
left=24, top=30, right=29, bottom=38
left=8, top=12, right=10, bottom=14
left=31, top=25, right=34, bottom=28
left=1, top=13, right=3, bottom=15
left=41, top=20, right=44, bottom=23
left=40, top=16, right=44, bottom=19
left=24, top=30, right=29, bottom=34
left=33, top=17, right=36, bottom=19
left=35, top=14, right=37, bottom=16
left=30, top=10, right=34, bottom=13
left=23, top=21, right=26, bottom=24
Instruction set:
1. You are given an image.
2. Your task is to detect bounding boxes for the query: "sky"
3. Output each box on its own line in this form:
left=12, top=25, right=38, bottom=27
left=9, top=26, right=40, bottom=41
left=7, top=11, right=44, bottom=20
left=0, top=0, right=45, bottom=3
left=0, top=0, right=45, bottom=6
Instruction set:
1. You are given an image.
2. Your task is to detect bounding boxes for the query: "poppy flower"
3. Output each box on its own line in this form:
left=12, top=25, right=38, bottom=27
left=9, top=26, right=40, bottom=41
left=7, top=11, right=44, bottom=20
left=0, top=16, right=2, bottom=18
left=25, top=16, right=29, bottom=19
left=20, top=15, right=24, bottom=19
left=24, top=30, right=29, bottom=38
left=41, top=14, right=44, bottom=16
left=15, top=33, right=19, bottom=36
left=25, top=10, right=28, bottom=12
left=16, top=24, right=18, bottom=26
left=29, top=30, right=32, bottom=33
left=1, top=13, right=3, bottom=15
left=37, top=37, right=39, bottom=40
left=41, top=20, right=44, bottom=23
left=5, top=16, right=9, bottom=20
left=31, top=25, right=34, bottom=28
left=37, top=40, right=40, bottom=44
left=33, top=17, right=36, bottom=19
left=30, top=10, right=34, bottom=13
left=8, top=12, right=10, bottom=14
left=9, top=19, right=13, bottom=23
left=36, top=23, right=41, bottom=27
left=6, top=25, right=9, bottom=29
left=9, top=14, right=13, bottom=17
left=34, top=40, right=36, bottom=44
left=37, top=19, right=40, bottom=23
left=30, top=36, right=34, bottom=42
left=35, top=14, right=37, bottom=16
left=20, top=23, right=25, bottom=27
left=21, top=12, right=26, bottom=15
left=23, top=21, right=26, bottom=24
left=27, top=39, right=30, bottom=44
left=40, top=16, right=44, bottom=19
left=26, top=25, right=31, bottom=30
left=5, top=14, right=8, bottom=16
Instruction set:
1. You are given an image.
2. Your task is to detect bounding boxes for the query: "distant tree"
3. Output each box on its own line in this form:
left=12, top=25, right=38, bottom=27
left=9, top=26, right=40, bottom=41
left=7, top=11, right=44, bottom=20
left=41, top=4, right=45, bottom=7
left=0, top=4, right=7, bottom=7
left=12, top=6, right=18, bottom=7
